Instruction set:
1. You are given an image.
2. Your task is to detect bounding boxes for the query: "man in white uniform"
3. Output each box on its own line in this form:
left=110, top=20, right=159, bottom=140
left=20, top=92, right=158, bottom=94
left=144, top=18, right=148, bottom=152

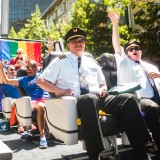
left=108, top=11, right=160, bottom=155
left=37, top=28, right=151, bottom=160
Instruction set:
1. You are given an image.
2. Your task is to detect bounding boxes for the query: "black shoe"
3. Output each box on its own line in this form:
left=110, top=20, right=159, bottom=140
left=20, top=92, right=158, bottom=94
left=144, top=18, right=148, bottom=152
left=29, top=129, right=40, bottom=136
left=21, top=133, right=32, bottom=141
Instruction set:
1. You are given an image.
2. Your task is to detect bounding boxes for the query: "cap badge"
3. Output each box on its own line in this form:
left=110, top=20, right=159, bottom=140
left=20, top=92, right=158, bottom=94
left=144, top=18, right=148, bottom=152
left=73, top=28, right=77, bottom=32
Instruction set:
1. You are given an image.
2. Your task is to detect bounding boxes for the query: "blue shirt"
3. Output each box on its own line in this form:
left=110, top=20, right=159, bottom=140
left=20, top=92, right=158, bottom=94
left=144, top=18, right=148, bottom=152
left=1, top=83, right=21, bottom=99
left=18, top=73, right=50, bottom=100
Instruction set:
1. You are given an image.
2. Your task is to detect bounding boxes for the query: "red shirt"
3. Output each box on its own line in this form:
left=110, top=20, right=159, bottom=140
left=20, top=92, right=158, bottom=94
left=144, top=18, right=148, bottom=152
left=10, top=57, right=26, bottom=70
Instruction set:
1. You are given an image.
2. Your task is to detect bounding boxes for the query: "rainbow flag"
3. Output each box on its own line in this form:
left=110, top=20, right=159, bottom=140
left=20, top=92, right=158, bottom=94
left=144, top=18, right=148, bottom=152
left=0, top=39, right=42, bottom=64
left=0, top=39, right=42, bottom=110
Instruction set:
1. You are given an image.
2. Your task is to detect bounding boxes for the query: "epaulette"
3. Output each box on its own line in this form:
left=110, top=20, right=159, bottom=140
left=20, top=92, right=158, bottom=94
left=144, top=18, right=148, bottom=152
left=59, top=54, right=66, bottom=60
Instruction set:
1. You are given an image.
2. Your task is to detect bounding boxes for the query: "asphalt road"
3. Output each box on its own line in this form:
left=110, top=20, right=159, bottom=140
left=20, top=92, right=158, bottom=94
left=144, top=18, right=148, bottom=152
left=0, top=112, right=159, bottom=160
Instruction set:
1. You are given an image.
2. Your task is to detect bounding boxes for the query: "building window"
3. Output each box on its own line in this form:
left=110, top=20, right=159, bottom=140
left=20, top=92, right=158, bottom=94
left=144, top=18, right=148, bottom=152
left=58, top=3, right=64, bottom=16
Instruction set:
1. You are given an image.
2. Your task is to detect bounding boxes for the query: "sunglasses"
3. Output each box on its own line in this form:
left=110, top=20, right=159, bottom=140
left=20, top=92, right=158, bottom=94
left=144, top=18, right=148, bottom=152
left=17, top=52, right=22, bottom=54
left=10, top=69, right=15, bottom=71
left=127, top=46, right=140, bottom=52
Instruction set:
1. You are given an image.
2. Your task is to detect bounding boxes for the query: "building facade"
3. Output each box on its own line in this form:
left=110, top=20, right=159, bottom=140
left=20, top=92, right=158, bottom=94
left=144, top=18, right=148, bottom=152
left=41, top=0, right=76, bottom=30
left=42, top=0, right=160, bottom=31
left=1, top=0, right=53, bottom=37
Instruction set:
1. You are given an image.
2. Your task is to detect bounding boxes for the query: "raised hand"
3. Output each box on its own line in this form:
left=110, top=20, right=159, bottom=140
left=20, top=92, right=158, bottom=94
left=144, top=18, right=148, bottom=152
left=44, top=39, right=54, bottom=52
left=108, top=10, right=120, bottom=24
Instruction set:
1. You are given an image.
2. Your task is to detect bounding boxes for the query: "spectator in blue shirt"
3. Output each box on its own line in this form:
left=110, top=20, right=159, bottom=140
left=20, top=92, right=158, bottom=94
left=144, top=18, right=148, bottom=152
left=0, top=60, right=50, bottom=149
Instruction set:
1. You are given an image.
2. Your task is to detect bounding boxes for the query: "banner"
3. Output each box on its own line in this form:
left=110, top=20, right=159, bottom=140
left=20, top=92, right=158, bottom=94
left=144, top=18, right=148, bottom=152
left=0, top=39, right=42, bottom=110
left=0, top=39, right=42, bottom=64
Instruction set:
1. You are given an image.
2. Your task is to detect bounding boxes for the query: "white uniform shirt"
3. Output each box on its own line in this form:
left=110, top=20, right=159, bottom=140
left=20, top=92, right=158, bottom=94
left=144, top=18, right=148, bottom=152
left=40, top=52, right=106, bottom=96
left=115, top=47, right=160, bottom=98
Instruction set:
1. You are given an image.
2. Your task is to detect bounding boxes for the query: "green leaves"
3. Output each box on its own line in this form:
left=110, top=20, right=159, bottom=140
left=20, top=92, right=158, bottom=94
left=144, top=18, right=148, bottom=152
left=105, top=0, right=131, bottom=15
left=8, top=0, right=160, bottom=58
left=131, top=1, right=160, bottom=56
left=8, top=27, right=17, bottom=39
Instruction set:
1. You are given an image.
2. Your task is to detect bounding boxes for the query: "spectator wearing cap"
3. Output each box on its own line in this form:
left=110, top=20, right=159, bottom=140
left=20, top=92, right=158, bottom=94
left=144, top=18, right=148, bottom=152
left=36, top=27, right=152, bottom=160
left=109, top=10, right=160, bottom=155
left=10, top=48, right=27, bottom=71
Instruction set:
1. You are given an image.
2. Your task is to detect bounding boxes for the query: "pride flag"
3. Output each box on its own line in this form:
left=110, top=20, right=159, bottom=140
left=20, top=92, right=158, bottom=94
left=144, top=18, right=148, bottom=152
left=0, top=39, right=42, bottom=110
left=0, top=39, right=42, bottom=64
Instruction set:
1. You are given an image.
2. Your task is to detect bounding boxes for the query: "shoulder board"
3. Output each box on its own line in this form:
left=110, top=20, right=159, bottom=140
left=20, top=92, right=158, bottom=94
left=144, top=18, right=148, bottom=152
left=59, top=54, right=66, bottom=60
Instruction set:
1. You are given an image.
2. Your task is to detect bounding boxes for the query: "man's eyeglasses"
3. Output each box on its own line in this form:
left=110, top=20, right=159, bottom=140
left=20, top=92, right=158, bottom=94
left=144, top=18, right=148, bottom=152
left=17, top=52, right=22, bottom=54
left=127, top=46, right=140, bottom=52
left=10, top=69, right=15, bottom=71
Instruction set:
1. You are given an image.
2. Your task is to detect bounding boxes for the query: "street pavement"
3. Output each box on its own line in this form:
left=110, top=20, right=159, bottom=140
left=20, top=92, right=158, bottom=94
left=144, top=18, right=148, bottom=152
left=0, top=111, right=159, bottom=160
left=0, top=128, right=87, bottom=160
left=1, top=128, right=159, bottom=160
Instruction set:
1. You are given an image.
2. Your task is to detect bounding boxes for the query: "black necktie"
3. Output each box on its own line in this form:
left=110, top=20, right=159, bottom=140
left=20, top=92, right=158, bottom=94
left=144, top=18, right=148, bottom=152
left=135, top=61, right=140, bottom=64
left=136, top=61, right=160, bottom=104
left=78, top=57, right=89, bottom=95
left=78, top=57, right=81, bottom=69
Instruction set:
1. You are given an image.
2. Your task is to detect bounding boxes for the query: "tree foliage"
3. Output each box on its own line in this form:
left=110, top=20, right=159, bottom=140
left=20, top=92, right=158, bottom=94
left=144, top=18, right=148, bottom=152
left=7, top=0, right=160, bottom=60
left=8, top=27, right=17, bottom=39
left=70, top=0, right=91, bottom=29
left=8, top=5, right=68, bottom=41
left=70, top=0, right=160, bottom=59
left=131, top=0, right=160, bottom=57
left=16, top=5, right=47, bottom=40
left=7, top=5, right=71, bottom=60
left=70, top=0, right=131, bottom=57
